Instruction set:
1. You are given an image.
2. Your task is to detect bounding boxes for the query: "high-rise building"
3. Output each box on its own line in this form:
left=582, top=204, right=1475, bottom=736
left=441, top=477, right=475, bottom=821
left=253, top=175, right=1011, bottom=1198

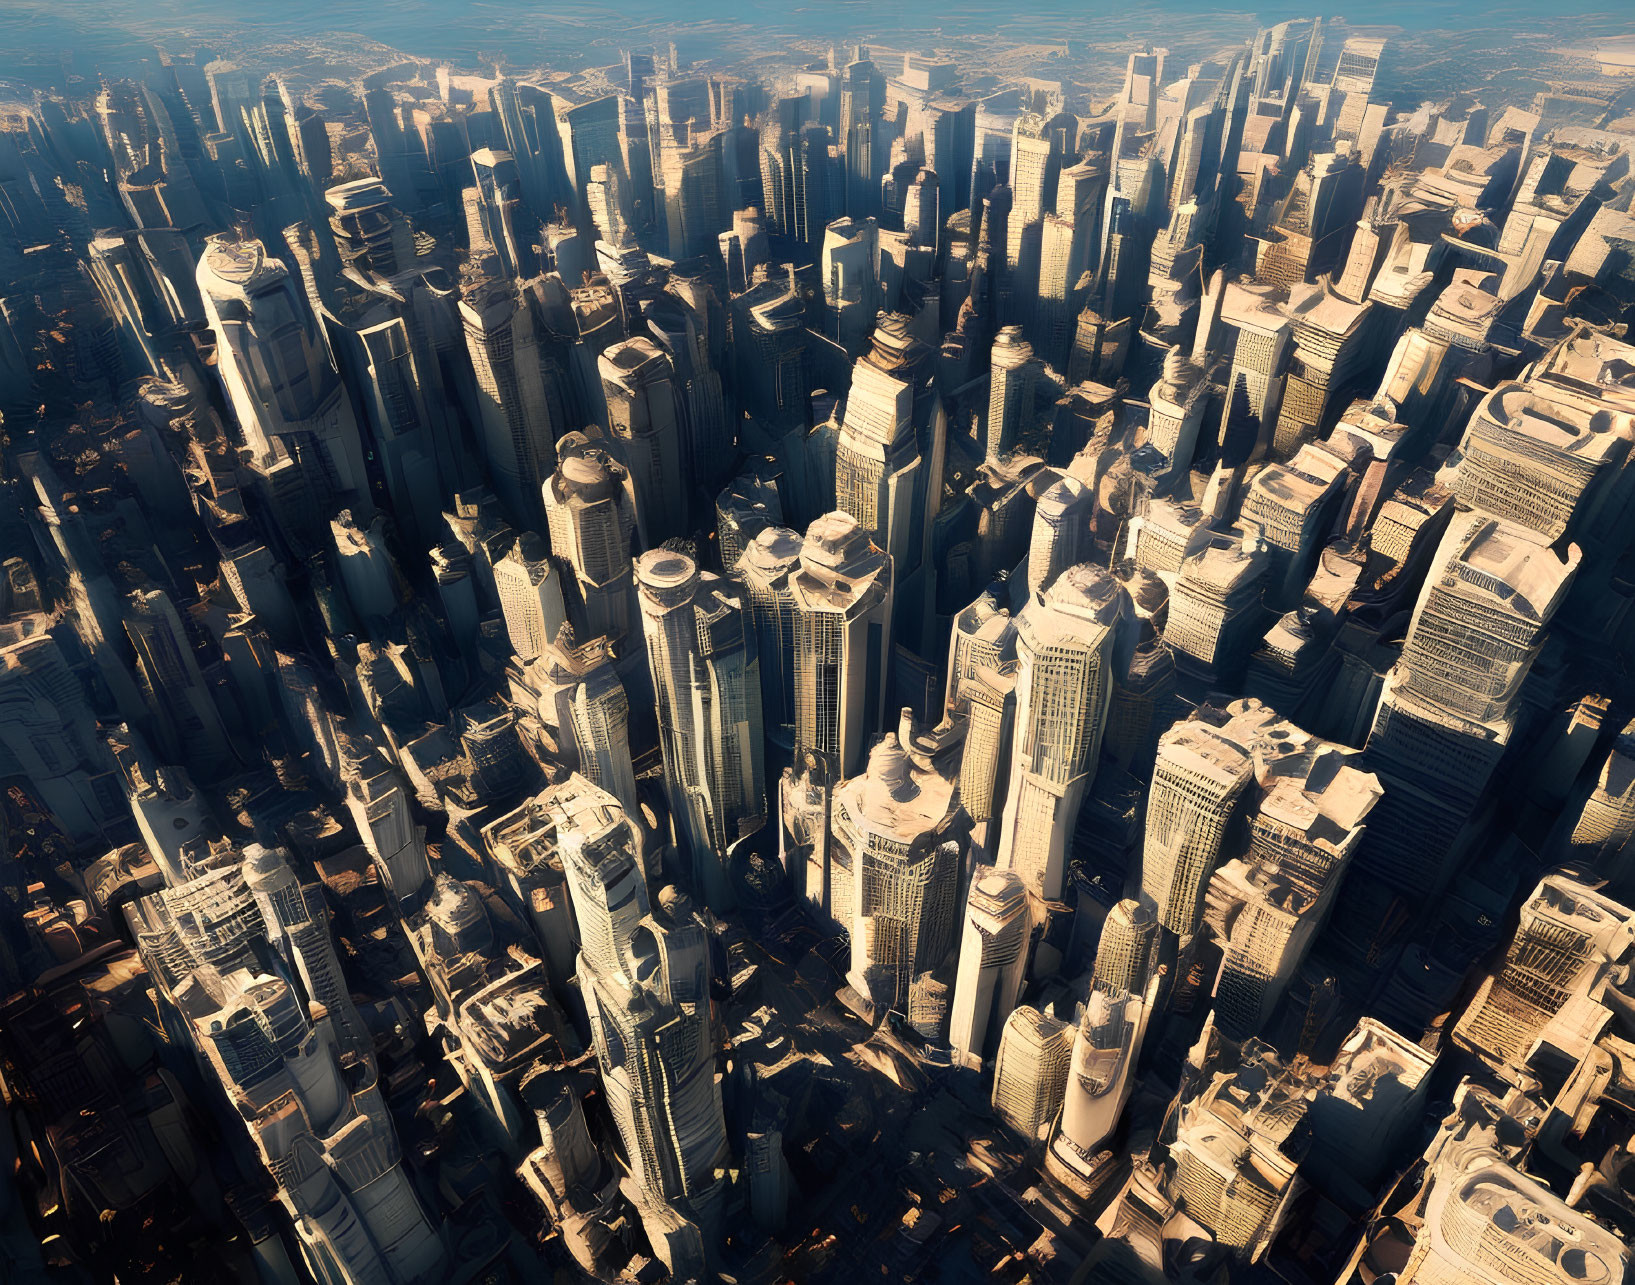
left=734, top=525, right=803, bottom=759
left=948, top=867, right=1029, bottom=1068
left=559, top=777, right=729, bottom=1276
left=995, top=564, right=1132, bottom=904
left=1453, top=874, right=1633, bottom=1081
left=544, top=433, right=639, bottom=652
left=834, top=352, right=921, bottom=576
left=494, top=531, right=570, bottom=662
left=1090, top=898, right=1159, bottom=997
left=635, top=547, right=766, bottom=909
left=460, top=276, right=560, bottom=528
left=1141, top=713, right=1255, bottom=939
left=600, top=338, right=688, bottom=547
left=834, top=714, right=969, bottom=1011
left=1044, top=987, right=1151, bottom=1198
left=985, top=326, right=1039, bottom=460
left=788, top=512, right=893, bottom=779
left=991, top=1005, right=1073, bottom=1140
left=197, top=235, right=371, bottom=545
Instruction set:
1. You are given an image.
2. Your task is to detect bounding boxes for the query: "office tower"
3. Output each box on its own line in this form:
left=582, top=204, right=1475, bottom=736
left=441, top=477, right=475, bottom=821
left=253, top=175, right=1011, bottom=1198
left=948, top=868, right=1029, bottom=1067
left=734, top=525, right=803, bottom=758
left=1025, top=473, right=1092, bottom=598
left=1165, top=535, right=1270, bottom=680
left=1205, top=712, right=1382, bottom=1038
left=494, top=531, right=570, bottom=662
left=133, top=860, right=445, bottom=1285
left=459, top=276, right=559, bottom=528
left=325, top=177, right=418, bottom=278
left=730, top=266, right=810, bottom=435
left=835, top=715, right=968, bottom=1011
left=1272, top=282, right=1373, bottom=457
left=1446, top=381, right=1629, bottom=544
left=648, top=274, right=732, bottom=497
left=197, top=235, right=371, bottom=544
left=1214, top=283, right=1293, bottom=463
left=561, top=779, right=729, bottom=1276
left=544, top=432, right=639, bottom=651
left=1091, top=898, right=1159, bottom=997
left=1145, top=347, right=1209, bottom=483
left=788, top=512, right=893, bottom=780
left=1303, top=1019, right=1435, bottom=1198
left=985, top=325, right=1038, bottom=460
left=946, top=588, right=1018, bottom=712
left=243, top=842, right=371, bottom=1061
left=1239, top=442, right=1350, bottom=610
left=635, top=547, right=766, bottom=910
left=1167, top=1029, right=1308, bottom=1261
left=481, top=779, right=597, bottom=989
left=0, top=633, right=123, bottom=845
left=995, top=564, right=1131, bottom=904
left=821, top=216, right=880, bottom=356
left=991, top=1005, right=1073, bottom=1140
left=834, top=350, right=921, bottom=575
left=550, top=93, right=623, bottom=227
left=839, top=57, right=882, bottom=219
left=330, top=507, right=399, bottom=627
left=343, top=751, right=431, bottom=906
left=1397, top=515, right=1577, bottom=726
left=719, top=206, right=768, bottom=294
left=1453, top=874, right=1633, bottom=1080
left=598, top=337, right=688, bottom=546
left=522, top=628, right=641, bottom=821
left=124, top=587, right=234, bottom=772
left=1044, top=987, right=1151, bottom=1198
left=904, top=167, right=939, bottom=250
left=1141, top=714, right=1255, bottom=939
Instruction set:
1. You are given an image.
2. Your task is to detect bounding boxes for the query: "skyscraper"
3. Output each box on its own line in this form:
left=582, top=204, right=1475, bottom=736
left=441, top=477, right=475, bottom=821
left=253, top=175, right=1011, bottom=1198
left=995, top=564, right=1132, bottom=904
left=559, top=777, right=729, bottom=1277
left=544, top=432, right=640, bottom=652
left=834, top=714, right=969, bottom=1011
left=600, top=337, right=690, bottom=547
left=1141, top=714, right=1255, bottom=939
left=635, top=547, right=766, bottom=909
left=991, top=1005, right=1073, bottom=1140
left=460, top=276, right=560, bottom=528
left=197, top=235, right=371, bottom=546
left=985, top=325, right=1039, bottom=460
left=788, top=511, right=893, bottom=780
left=948, top=867, right=1029, bottom=1068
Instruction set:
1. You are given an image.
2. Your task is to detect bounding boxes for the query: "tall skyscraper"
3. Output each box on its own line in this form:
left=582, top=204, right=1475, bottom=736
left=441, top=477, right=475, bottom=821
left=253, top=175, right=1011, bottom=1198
left=1141, top=713, right=1255, bottom=939
left=995, top=564, right=1132, bottom=905
left=635, top=547, right=766, bottom=909
left=991, top=1005, right=1073, bottom=1140
left=197, top=235, right=371, bottom=546
left=948, top=867, right=1029, bottom=1068
left=1044, top=987, right=1151, bottom=1199
left=559, top=777, right=729, bottom=1277
left=460, top=276, right=560, bottom=528
left=834, top=714, right=969, bottom=1011
left=600, top=337, right=689, bottom=547
left=544, top=432, right=640, bottom=652
left=494, top=531, right=570, bottom=662
left=985, top=325, right=1039, bottom=460
left=788, top=511, right=893, bottom=780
